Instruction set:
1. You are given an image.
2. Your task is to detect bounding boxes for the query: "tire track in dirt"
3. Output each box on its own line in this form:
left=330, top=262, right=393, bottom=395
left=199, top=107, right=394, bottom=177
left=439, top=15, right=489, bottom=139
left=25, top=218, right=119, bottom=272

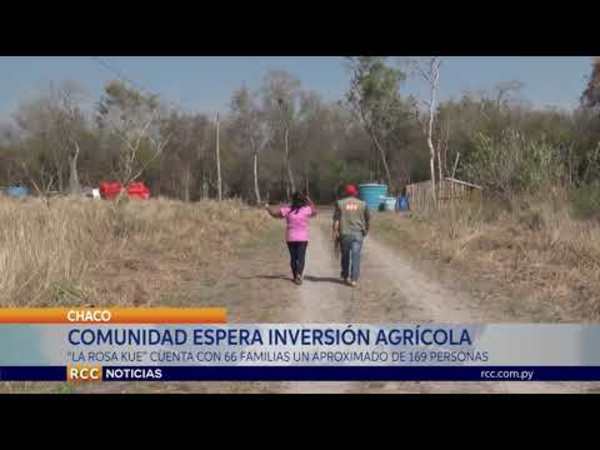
left=282, top=213, right=504, bottom=393
left=355, top=220, right=596, bottom=394
left=283, top=212, right=597, bottom=394
left=281, top=217, right=355, bottom=323
left=282, top=214, right=358, bottom=393
left=76, top=211, right=599, bottom=394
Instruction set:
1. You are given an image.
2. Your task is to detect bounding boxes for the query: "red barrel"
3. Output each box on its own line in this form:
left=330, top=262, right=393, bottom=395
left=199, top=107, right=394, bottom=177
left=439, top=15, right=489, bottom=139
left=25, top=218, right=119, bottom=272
left=99, top=181, right=123, bottom=200
left=126, top=182, right=150, bottom=200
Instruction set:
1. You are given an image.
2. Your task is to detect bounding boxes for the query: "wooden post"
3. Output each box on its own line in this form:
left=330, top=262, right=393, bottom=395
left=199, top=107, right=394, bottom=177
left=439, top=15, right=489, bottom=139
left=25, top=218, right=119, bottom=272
left=216, top=112, right=222, bottom=201
left=451, top=152, right=461, bottom=178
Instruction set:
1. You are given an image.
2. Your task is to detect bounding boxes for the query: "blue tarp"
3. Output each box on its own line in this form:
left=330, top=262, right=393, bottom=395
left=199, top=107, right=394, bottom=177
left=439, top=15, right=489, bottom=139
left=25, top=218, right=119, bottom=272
left=396, top=195, right=410, bottom=211
left=5, top=186, right=30, bottom=198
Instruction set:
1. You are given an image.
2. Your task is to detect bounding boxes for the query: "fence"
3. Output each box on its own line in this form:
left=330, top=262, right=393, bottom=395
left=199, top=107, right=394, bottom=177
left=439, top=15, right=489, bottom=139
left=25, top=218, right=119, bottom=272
left=406, top=177, right=482, bottom=211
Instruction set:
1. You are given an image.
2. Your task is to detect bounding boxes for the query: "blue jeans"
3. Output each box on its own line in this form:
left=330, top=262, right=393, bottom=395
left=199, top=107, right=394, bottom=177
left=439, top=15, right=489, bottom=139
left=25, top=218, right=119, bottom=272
left=287, top=241, right=308, bottom=278
left=340, top=234, right=363, bottom=282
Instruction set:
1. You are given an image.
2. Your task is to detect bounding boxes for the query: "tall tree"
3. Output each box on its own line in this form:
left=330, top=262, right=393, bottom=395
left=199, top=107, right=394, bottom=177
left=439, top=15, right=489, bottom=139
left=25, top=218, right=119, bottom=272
left=14, top=81, right=88, bottom=194
left=159, top=111, right=211, bottom=201
left=582, top=57, right=600, bottom=110
left=494, top=80, right=525, bottom=110
left=412, top=57, right=442, bottom=203
left=230, top=85, right=269, bottom=204
left=345, top=57, right=406, bottom=190
left=261, top=70, right=301, bottom=199
left=215, top=112, right=222, bottom=201
left=97, top=80, right=168, bottom=187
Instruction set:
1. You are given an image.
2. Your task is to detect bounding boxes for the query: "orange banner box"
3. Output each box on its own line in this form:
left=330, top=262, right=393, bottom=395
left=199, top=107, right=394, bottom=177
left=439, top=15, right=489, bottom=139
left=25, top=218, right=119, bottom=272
left=0, top=308, right=227, bottom=324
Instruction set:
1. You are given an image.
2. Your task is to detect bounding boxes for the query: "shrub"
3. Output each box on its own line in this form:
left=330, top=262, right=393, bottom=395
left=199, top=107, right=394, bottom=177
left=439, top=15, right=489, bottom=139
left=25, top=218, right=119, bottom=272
left=462, top=130, right=564, bottom=198
left=570, top=183, right=600, bottom=221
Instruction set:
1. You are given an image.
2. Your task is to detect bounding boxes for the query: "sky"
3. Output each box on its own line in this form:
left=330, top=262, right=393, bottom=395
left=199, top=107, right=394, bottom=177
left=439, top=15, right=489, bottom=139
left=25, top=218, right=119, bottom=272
left=0, top=56, right=594, bottom=122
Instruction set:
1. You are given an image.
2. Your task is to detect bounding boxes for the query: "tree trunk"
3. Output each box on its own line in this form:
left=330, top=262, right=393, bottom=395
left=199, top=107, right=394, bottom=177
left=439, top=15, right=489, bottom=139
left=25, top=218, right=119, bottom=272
left=56, top=162, right=64, bottom=193
left=429, top=153, right=436, bottom=204
left=437, top=145, right=443, bottom=196
left=451, top=152, right=461, bottom=178
left=282, top=164, right=289, bottom=201
left=442, top=124, right=450, bottom=177
left=68, top=141, right=81, bottom=195
left=369, top=129, right=393, bottom=191
left=215, top=113, right=222, bottom=201
left=253, top=151, right=261, bottom=205
left=202, top=175, right=209, bottom=200
left=183, top=166, right=191, bottom=202
left=358, top=102, right=393, bottom=189
left=567, top=144, right=574, bottom=186
left=305, top=172, right=309, bottom=196
left=426, top=61, right=440, bottom=206
left=303, top=160, right=309, bottom=195
left=427, top=128, right=437, bottom=205
left=284, top=127, right=296, bottom=195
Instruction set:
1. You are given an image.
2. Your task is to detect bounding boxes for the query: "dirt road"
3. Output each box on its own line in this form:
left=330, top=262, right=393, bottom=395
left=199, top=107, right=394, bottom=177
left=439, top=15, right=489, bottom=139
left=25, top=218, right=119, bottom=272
left=75, top=210, right=598, bottom=394
left=275, top=212, right=598, bottom=394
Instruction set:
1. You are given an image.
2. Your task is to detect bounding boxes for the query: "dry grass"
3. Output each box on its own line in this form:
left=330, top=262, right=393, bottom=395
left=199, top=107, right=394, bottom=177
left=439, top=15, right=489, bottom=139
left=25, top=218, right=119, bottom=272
left=375, top=192, right=600, bottom=322
left=0, top=196, right=270, bottom=307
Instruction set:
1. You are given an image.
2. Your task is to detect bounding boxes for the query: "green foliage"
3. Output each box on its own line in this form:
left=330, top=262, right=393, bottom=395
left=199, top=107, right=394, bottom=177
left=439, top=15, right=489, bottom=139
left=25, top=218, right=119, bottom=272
left=312, top=156, right=370, bottom=202
left=344, top=57, right=410, bottom=187
left=4, top=63, right=600, bottom=207
left=582, top=59, right=600, bottom=110
left=99, top=80, right=159, bottom=116
left=346, top=57, right=407, bottom=136
left=462, top=130, right=565, bottom=197
left=570, top=183, right=600, bottom=221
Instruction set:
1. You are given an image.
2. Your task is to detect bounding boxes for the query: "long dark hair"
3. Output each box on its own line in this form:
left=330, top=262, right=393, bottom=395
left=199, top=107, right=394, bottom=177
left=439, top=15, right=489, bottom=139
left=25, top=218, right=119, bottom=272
left=289, top=191, right=307, bottom=215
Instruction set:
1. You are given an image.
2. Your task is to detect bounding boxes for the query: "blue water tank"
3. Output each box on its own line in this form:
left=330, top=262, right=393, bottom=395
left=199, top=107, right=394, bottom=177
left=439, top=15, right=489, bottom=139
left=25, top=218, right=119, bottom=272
left=6, top=186, right=29, bottom=198
left=358, top=184, right=387, bottom=210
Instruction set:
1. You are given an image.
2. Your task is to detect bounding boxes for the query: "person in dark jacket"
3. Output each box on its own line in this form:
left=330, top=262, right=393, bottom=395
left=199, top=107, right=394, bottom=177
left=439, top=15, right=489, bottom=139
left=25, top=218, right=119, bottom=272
left=396, top=186, right=410, bottom=212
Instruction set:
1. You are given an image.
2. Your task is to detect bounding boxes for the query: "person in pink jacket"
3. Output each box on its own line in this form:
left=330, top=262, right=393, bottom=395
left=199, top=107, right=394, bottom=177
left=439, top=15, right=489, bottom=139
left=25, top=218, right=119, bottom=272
left=265, top=191, right=317, bottom=285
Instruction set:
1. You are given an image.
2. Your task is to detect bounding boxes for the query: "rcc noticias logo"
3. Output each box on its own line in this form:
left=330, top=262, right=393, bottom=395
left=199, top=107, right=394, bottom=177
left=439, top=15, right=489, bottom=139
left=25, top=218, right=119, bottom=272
left=67, top=364, right=103, bottom=383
